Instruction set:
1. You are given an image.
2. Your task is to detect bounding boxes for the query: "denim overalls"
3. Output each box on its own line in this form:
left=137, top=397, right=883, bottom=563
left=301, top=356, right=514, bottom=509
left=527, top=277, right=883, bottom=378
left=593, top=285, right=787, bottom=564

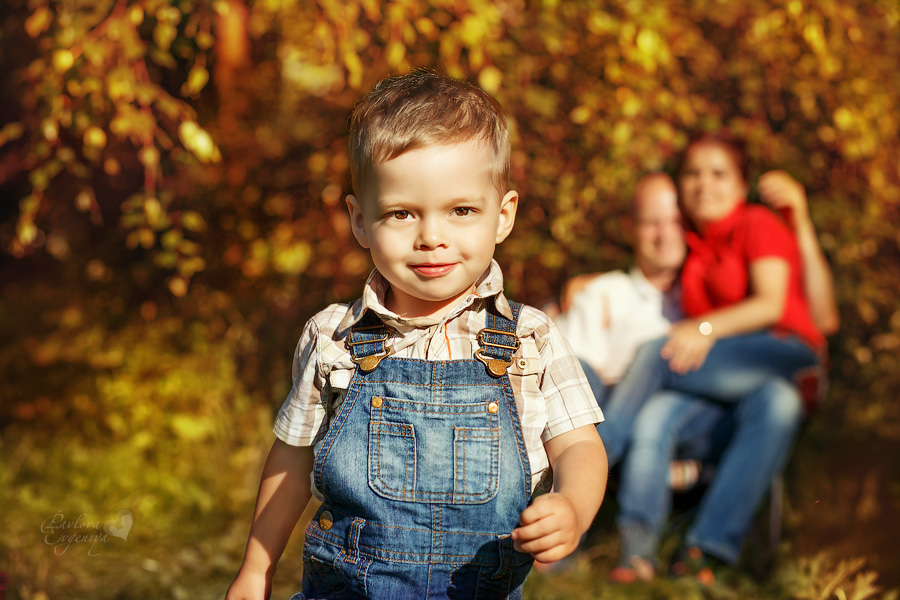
left=294, top=300, right=534, bottom=599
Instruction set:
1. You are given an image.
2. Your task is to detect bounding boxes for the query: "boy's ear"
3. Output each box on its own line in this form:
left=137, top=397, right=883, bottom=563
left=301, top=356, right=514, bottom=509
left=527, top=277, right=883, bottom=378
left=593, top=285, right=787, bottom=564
left=495, top=190, right=519, bottom=244
left=345, top=194, right=370, bottom=249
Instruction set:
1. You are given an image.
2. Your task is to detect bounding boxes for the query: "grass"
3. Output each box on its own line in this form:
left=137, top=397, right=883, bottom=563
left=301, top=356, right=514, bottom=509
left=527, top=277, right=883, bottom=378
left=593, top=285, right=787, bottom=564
left=1, top=281, right=898, bottom=599
left=3, top=399, right=898, bottom=600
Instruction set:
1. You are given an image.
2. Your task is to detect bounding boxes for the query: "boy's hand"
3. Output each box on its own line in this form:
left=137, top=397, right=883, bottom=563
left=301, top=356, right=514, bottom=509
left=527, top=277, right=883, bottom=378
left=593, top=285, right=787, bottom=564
left=224, top=568, right=270, bottom=600
left=510, top=492, right=581, bottom=563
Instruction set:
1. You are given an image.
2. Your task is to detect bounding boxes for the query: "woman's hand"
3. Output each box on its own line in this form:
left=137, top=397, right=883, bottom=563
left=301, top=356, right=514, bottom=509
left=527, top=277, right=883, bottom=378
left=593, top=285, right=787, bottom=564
left=758, top=170, right=810, bottom=226
left=661, top=320, right=716, bottom=374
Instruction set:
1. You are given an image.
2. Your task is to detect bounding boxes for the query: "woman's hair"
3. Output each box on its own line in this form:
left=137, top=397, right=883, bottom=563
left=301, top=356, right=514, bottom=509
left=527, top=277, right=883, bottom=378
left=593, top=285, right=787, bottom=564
left=348, top=68, right=511, bottom=196
left=678, top=129, right=750, bottom=183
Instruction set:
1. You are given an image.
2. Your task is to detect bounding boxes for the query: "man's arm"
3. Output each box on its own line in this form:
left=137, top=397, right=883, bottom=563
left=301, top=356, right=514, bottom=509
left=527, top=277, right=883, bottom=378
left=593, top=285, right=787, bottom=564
left=758, top=170, right=839, bottom=335
left=560, top=272, right=604, bottom=314
left=226, top=440, right=314, bottom=600
left=511, top=425, right=607, bottom=563
left=554, top=273, right=612, bottom=384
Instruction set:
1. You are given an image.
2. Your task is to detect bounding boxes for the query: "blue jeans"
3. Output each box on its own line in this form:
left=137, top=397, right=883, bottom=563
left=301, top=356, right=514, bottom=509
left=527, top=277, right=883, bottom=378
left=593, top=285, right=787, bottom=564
left=578, top=358, right=609, bottom=409
left=616, top=377, right=804, bottom=564
left=597, top=331, right=818, bottom=465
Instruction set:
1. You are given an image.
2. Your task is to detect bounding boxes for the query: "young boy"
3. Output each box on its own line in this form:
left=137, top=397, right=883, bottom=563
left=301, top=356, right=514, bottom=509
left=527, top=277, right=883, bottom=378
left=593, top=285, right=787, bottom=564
left=226, top=70, right=607, bottom=600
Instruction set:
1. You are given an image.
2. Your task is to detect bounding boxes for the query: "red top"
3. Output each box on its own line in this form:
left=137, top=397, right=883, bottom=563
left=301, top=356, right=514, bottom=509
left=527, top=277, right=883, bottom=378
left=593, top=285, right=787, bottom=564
left=680, top=202, right=824, bottom=350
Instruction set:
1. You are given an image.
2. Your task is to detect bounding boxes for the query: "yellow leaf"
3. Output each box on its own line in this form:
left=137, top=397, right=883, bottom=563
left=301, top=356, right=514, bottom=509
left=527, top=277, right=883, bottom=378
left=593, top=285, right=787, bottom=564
left=0, top=122, right=24, bottom=147
left=195, top=31, right=214, bottom=50
left=171, top=414, right=214, bottom=440
left=178, top=121, right=221, bottom=163
left=168, top=276, right=188, bottom=297
left=154, top=22, right=177, bottom=51
left=42, top=119, right=58, bottom=141
left=139, top=146, right=160, bottom=167
left=570, top=106, right=592, bottom=125
left=273, top=241, right=312, bottom=275
left=25, top=6, right=52, bottom=38
left=178, top=256, right=207, bottom=276
left=803, top=23, right=825, bottom=54
left=612, top=121, right=632, bottom=145
left=636, top=29, right=660, bottom=55
left=83, top=126, right=107, bottom=149
left=138, top=228, right=155, bottom=249
left=104, top=158, right=121, bottom=176
left=478, top=66, right=502, bottom=95
left=344, top=51, right=363, bottom=88
left=415, top=17, right=435, bottom=37
left=144, top=197, right=161, bottom=226
left=75, top=190, right=94, bottom=212
left=17, top=219, right=38, bottom=245
left=52, top=49, right=74, bottom=73
left=181, top=211, right=207, bottom=232
left=129, top=5, right=144, bottom=25
left=834, top=107, right=854, bottom=130
left=182, top=65, right=209, bottom=97
left=385, top=41, right=405, bottom=68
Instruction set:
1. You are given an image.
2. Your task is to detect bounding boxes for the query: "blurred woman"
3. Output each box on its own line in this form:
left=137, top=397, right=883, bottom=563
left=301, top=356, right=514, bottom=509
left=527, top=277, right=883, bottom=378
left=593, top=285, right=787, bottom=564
left=596, top=131, right=829, bottom=581
left=597, top=130, right=825, bottom=468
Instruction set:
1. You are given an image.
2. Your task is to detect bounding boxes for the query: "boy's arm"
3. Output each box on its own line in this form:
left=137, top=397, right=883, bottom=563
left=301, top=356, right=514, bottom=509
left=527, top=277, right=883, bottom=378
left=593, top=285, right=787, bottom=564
left=226, top=439, right=314, bottom=600
left=511, top=425, right=607, bottom=563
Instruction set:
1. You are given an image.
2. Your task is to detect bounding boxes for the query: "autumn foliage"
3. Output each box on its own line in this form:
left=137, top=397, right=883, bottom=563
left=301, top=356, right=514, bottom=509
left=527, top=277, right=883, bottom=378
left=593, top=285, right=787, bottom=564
left=1, top=0, right=899, bottom=597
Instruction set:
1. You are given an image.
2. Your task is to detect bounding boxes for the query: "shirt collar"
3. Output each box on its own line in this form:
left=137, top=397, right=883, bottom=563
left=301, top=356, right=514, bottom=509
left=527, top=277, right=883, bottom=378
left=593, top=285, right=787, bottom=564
left=686, top=201, right=747, bottom=248
left=628, top=266, right=664, bottom=300
left=337, top=259, right=510, bottom=333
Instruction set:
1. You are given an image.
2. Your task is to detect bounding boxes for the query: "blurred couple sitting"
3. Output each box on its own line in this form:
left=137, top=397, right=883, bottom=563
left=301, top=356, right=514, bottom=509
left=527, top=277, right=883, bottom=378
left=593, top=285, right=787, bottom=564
left=550, top=131, right=838, bottom=583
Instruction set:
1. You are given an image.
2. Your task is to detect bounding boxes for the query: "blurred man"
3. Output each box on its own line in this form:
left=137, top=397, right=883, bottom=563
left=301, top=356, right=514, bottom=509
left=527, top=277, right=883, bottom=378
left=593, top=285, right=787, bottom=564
left=555, top=171, right=837, bottom=581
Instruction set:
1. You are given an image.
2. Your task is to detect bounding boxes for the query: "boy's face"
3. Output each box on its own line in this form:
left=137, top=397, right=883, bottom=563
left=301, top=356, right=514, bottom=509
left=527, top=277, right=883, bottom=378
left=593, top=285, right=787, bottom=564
left=347, top=139, right=518, bottom=320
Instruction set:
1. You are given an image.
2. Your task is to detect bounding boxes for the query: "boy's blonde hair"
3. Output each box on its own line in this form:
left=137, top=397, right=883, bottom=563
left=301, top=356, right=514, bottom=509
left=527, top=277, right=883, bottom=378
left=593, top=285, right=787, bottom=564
left=348, top=69, right=511, bottom=197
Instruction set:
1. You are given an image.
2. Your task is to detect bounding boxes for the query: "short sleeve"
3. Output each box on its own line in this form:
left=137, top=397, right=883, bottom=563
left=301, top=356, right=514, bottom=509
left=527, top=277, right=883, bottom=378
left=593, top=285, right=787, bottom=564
left=535, top=314, right=605, bottom=442
left=742, top=205, right=795, bottom=263
left=273, top=318, right=329, bottom=447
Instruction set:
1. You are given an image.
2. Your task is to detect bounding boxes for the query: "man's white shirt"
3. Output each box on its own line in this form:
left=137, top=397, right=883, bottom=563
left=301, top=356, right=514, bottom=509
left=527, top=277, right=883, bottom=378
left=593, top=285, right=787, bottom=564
left=555, top=267, right=683, bottom=384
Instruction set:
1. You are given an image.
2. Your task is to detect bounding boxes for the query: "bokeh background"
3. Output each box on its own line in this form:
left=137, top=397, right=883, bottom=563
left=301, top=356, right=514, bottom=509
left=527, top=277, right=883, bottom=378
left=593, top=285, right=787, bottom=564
left=1, top=0, right=898, bottom=598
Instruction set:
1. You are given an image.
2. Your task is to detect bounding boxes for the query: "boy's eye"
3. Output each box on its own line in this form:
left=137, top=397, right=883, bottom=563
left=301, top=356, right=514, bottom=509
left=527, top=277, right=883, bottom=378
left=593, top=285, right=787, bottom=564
left=392, top=210, right=410, bottom=220
left=453, top=207, right=472, bottom=216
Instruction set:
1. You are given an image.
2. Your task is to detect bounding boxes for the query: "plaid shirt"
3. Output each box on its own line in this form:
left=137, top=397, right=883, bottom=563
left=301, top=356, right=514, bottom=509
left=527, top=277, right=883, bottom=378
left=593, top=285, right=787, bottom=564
left=274, top=260, right=604, bottom=492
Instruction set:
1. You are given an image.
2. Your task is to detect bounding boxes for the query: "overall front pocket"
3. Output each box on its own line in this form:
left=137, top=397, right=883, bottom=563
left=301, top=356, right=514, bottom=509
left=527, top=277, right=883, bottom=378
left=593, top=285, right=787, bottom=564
left=368, top=395, right=501, bottom=504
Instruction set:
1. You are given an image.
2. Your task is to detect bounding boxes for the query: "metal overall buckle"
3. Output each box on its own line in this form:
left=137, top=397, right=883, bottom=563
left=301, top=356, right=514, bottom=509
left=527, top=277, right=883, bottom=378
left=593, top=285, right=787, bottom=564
left=347, top=325, right=392, bottom=372
left=475, top=328, right=521, bottom=377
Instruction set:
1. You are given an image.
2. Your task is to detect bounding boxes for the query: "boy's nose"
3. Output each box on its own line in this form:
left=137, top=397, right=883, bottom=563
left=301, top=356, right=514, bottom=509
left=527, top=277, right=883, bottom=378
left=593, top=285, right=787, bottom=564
left=416, top=218, right=448, bottom=249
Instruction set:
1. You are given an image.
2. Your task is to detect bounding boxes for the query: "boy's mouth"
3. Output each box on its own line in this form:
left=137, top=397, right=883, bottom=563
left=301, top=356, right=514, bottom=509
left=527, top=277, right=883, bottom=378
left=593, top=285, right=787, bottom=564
left=410, top=263, right=456, bottom=278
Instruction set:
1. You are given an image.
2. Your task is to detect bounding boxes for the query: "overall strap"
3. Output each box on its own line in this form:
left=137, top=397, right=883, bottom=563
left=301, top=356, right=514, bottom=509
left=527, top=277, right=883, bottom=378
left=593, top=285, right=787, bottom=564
left=346, top=310, right=392, bottom=372
left=476, top=299, right=523, bottom=377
